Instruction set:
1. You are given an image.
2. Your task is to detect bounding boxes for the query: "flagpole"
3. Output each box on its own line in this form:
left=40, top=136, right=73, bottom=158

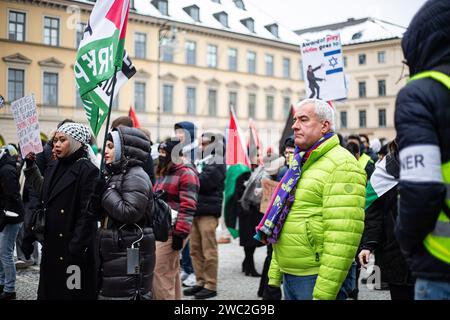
left=99, top=66, right=118, bottom=175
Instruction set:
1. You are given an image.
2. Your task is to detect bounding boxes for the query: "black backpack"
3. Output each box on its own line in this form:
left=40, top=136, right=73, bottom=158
left=149, top=190, right=171, bottom=242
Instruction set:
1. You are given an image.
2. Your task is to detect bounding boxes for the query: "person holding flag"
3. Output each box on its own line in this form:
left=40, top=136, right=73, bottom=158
left=358, top=140, right=414, bottom=300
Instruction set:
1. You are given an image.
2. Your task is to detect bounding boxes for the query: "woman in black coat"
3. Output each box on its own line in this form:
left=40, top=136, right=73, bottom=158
left=28, top=122, right=99, bottom=300
left=95, top=127, right=155, bottom=300
left=358, top=142, right=414, bottom=300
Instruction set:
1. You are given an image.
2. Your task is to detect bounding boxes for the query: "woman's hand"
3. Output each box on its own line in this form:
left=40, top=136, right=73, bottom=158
left=25, top=152, right=36, bottom=167
left=358, top=249, right=372, bottom=266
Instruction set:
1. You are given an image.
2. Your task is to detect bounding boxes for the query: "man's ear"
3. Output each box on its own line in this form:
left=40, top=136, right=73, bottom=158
left=322, top=120, right=331, bottom=134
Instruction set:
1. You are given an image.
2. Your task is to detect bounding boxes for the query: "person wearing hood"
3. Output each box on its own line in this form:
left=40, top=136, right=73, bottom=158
left=22, top=122, right=99, bottom=300
left=394, top=0, right=450, bottom=299
left=183, top=131, right=226, bottom=299
left=94, top=127, right=155, bottom=300
left=358, top=141, right=414, bottom=300
left=0, top=145, right=25, bottom=300
left=174, top=121, right=198, bottom=287
left=152, top=137, right=200, bottom=300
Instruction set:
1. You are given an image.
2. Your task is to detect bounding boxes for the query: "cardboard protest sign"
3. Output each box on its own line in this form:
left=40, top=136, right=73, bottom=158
left=300, top=33, right=347, bottom=101
left=11, top=95, right=43, bottom=157
left=259, top=179, right=279, bottom=214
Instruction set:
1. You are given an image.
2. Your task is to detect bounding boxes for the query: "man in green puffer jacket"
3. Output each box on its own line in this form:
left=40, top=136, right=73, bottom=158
left=268, top=99, right=366, bottom=300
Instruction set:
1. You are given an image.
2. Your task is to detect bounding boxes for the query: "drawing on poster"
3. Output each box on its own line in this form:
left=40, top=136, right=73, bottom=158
left=300, top=34, right=347, bottom=101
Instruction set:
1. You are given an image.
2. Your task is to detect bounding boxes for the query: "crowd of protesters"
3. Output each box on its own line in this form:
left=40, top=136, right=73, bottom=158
left=0, top=0, right=449, bottom=301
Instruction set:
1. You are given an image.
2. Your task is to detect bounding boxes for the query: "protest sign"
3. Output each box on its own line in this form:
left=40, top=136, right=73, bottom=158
left=300, top=33, right=347, bottom=101
left=260, top=179, right=279, bottom=214
left=11, top=95, right=43, bottom=157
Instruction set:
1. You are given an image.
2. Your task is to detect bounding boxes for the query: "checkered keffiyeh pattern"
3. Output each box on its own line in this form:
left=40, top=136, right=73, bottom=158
left=56, top=123, right=91, bottom=145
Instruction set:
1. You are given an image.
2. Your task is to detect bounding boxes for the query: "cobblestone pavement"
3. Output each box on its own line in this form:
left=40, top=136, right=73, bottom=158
left=15, top=238, right=390, bottom=300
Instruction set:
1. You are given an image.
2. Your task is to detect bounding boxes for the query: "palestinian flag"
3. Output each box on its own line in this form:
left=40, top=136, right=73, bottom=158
left=74, top=0, right=135, bottom=135
left=225, top=106, right=251, bottom=166
left=128, top=104, right=140, bottom=128
left=248, top=118, right=263, bottom=165
left=365, top=156, right=398, bottom=209
left=278, top=105, right=295, bottom=154
left=222, top=164, right=251, bottom=238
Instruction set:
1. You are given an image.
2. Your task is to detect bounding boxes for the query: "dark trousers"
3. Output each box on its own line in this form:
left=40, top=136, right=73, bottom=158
left=389, top=284, right=414, bottom=300
left=309, top=83, right=320, bottom=99
left=258, top=245, right=282, bottom=300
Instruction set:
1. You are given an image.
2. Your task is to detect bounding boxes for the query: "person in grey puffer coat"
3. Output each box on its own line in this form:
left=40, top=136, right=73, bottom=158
left=95, top=127, right=155, bottom=300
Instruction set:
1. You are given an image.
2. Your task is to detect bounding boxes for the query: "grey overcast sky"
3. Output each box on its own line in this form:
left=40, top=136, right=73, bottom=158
left=247, top=0, right=428, bottom=31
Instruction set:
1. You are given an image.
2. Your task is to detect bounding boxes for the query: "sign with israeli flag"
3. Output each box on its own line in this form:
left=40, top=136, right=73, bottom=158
left=300, top=33, right=347, bottom=101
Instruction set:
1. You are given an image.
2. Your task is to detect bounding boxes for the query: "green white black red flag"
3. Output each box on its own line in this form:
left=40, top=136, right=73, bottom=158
left=74, top=0, right=135, bottom=135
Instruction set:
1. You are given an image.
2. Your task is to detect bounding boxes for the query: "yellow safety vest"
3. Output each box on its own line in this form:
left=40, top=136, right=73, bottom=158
left=358, top=153, right=373, bottom=170
left=409, top=70, right=450, bottom=264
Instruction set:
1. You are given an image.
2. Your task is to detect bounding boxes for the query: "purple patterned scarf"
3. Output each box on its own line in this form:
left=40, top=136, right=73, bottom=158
left=254, top=132, right=334, bottom=244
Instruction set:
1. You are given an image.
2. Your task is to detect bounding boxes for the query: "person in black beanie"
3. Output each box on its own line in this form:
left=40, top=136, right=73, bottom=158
left=152, top=138, right=200, bottom=300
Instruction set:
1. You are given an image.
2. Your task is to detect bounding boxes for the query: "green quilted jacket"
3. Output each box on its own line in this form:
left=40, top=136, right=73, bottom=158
left=268, top=134, right=366, bottom=300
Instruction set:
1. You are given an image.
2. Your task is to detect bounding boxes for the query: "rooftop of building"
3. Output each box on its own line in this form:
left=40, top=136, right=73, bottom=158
left=295, top=17, right=406, bottom=45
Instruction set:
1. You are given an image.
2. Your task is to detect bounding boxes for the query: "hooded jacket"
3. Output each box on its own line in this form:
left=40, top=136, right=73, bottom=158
left=98, top=127, right=155, bottom=299
left=394, top=0, right=450, bottom=281
left=175, top=121, right=198, bottom=162
left=0, top=152, right=24, bottom=228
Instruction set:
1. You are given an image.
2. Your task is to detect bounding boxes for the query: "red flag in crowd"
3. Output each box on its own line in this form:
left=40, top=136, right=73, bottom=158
left=128, top=105, right=140, bottom=128
left=225, top=106, right=251, bottom=166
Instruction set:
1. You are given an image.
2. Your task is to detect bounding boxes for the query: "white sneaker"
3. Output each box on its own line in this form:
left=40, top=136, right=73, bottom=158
left=180, top=270, right=189, bottom=281
left=182, top=273, right=196, bottom=287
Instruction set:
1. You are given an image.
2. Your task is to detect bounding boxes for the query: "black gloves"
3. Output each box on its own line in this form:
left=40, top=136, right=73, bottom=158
left=171, top=234, right=184, bottom=251
left=24, top=152, right=36, bottom=168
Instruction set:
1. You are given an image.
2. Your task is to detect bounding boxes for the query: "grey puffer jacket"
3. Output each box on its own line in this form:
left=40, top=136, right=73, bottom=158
left=98, top=127, right=155, bottom=300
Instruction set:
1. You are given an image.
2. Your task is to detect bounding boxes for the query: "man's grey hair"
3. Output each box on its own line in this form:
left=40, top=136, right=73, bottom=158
left=296, top=99, right=336, bottom=131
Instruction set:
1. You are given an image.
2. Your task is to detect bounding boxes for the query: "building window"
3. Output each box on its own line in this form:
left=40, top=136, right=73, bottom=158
left=241, top=18, right=254, bottom=32
left=378, top=51, right=386, bottom=64
left=185, top=41, right=196, bottom=65
left=283, top=57, right=291, bottom=79
left=211, top=0, right=221, bottom=3
left=358, top=81, right=366, bottom=98
left=340, top=111, right=347, bottom=129
left=44, top=17, right=59, bottom=46
left=265, top=23, right=278, bottom=37
left=161, top=44, right=174, bottom=62
left=359, top=110, right=367, bottom=128
left=266, top=95, right=274, bottom=120
left=283, top=97, right=291, bottom=118
left=76, top=22, right=86, bottom=48
left=43, top=72, right=58, bottom=106
left=207, top=44, right=218, bottom=68
left=134, top=32, right=147, bottom=59
left=234, top=0, right=245, bottom=9
left=248, top=93, right=256, bottom=119
left=76, top=87, right=83, bottom=108
left=214, top=12, right=228, bottom=28
left=9, top=11, right=26, bottom=41
left=8, top=69, right=24, bottom=101
left=228, top=48, right=237, bottom=71
left=379, top=109, right=386, bottom=128
left=134, top=82, right=146, bottom=111
left=163, top=84, right=173, bottom=113
left=247, top=51, right=256, bottom=74
left=265, top=54, right=274, bottom=76
left=343, top=56, right=347, bottom=67
left=152, top=0, right=168, bottom=16
left=186, top=87, right=196, bottom=115
left=208, top=89, right=217, bottom=116
left=183, top=5, right=200, bottom=22
left=229, top=91, right=238, bottom=109
left=378, top=79, right=386, bottom=96
left=358, top=53, right=366, bottom=65
left=299, top=60, right=304, bottom=80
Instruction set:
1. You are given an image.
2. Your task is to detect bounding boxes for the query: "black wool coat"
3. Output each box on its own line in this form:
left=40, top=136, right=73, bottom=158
left=37, top=149, right=99, bottom=300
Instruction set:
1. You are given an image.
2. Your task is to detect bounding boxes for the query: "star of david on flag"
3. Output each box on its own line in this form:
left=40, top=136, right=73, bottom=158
left=324, top=49, right=343, bottom=75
